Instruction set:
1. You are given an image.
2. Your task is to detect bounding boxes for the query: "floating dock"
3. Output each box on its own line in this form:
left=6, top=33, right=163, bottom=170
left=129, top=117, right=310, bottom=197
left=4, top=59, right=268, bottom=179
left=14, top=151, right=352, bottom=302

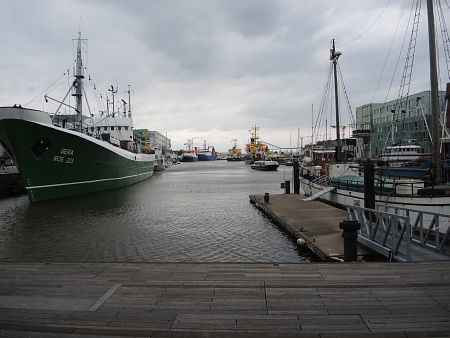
left=250, top=194, right=367, bottom=261
left=0, top=262, right=450, bottom=336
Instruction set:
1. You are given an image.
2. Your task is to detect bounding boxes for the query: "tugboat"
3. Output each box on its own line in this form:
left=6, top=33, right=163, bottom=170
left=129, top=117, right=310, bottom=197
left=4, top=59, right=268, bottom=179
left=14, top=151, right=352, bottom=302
left=245, top=124, right=268, bottom=164
left=226, top=139, right=242, bottom=161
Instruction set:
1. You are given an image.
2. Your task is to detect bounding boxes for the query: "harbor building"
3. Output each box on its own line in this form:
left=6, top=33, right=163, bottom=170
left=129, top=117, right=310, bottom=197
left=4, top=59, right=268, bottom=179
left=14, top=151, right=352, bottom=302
left=354, top=90, right=448, bottom=159
left=134, top=129, right=171, bottom=153
left=148, top=130, right=171, bottom=151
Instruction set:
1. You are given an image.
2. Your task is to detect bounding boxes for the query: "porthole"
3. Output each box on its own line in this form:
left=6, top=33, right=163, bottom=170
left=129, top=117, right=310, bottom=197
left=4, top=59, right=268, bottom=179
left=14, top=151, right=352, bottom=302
left=31, top=137, right=52, bottom=158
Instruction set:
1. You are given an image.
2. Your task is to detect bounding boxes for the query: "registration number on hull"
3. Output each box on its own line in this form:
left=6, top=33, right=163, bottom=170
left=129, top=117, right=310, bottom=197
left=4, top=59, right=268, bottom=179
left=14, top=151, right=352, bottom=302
left=53, top=148, right=75, bottom=164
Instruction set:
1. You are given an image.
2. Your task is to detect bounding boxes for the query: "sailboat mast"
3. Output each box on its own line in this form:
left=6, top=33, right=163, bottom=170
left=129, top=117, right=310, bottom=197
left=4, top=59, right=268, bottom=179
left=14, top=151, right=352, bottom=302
left=331, top=39, right=341, bottom=162
left=427, top=0, right=442, bottom=182
left=73, top=32, right=84, bottom=131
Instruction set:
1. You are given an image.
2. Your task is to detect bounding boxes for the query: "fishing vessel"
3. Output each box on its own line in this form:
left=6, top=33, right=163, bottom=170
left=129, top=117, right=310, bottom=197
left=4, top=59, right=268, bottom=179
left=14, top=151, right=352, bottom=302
left=180, top=139, right=199, bottom=162
left=153, top=149, right=166, bottom=171
left=300, top=1, right=450, bottom=224
left=197, top=140, right=217, bottom=161
left=0, top=32, right=155, bottom=202
left=181, top=151, right=198, bottom=162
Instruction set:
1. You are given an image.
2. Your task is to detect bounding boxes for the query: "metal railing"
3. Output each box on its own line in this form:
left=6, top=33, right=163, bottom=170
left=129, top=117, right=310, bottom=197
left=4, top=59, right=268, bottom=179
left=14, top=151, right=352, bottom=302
left=376, top=205, right=450, bottom=253
left=347, top=205, right=450, bottom=262
left=347, top=205, right=411, bottom=261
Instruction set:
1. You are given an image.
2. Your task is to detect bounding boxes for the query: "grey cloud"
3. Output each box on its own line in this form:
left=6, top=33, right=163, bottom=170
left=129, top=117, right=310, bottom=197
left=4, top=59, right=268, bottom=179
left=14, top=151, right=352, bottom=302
left=0, top=0, right=444, bottom=151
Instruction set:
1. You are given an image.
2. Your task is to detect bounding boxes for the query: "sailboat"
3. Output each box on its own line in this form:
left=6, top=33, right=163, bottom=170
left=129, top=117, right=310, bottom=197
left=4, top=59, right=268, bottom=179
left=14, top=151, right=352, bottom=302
left=299, top=1, right=450, bottom=226
left=0, top=32, right=155, bottom=202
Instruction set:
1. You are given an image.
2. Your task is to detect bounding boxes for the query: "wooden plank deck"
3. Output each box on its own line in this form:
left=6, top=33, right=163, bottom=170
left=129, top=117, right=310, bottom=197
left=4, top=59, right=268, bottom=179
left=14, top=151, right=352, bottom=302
left=0, top=262, right=449, bottom=336
left=249, top=194, right=367, bottom=261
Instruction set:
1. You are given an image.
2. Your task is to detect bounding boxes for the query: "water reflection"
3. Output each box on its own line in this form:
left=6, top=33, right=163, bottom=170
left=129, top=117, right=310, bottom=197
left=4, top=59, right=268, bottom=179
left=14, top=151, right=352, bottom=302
left=0, top=161, right=312, bottom=262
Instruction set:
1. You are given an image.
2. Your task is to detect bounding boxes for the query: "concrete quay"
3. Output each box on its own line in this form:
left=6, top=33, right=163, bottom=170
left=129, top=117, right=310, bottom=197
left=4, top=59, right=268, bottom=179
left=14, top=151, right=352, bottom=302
left=0, top=262, right=450, bottom=337
left=249, top=194, right=367, bottom=261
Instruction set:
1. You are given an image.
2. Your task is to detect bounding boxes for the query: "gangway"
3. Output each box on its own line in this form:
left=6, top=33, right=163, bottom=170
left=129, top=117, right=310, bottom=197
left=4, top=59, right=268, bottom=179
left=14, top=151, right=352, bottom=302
left=302, top=175, right=334, bottom=201
left=303, top=186, right=335, bottom=201
left=346, top=205, right=450, bottom=262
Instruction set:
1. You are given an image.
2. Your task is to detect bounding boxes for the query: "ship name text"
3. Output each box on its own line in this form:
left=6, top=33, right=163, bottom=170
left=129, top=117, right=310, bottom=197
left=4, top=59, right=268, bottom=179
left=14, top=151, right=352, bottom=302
left=60, top=148, right=74, bottom=156
left=53, top=148, right=75, bottom=164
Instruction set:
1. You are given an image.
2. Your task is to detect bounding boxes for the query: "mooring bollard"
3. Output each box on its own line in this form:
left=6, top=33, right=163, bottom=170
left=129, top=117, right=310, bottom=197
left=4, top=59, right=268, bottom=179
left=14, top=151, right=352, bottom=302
left=293, top=160, right=300, bottom=194
left=264, top=192, right=270, bottom=203
left=339, top=219, right=361, bottom=262
left=285, top=180, right=290, bottom=194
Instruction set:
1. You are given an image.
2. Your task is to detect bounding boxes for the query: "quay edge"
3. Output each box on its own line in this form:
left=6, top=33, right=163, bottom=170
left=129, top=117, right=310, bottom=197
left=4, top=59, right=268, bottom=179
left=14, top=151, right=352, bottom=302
left=249, top=194, right=367, bottom=261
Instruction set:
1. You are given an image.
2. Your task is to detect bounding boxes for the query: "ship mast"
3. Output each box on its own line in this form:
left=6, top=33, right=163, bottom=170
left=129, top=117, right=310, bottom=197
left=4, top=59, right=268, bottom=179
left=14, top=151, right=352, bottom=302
left=427, top=0, right=442, bottom=182
left=330, top=39, right=342, bottom=162
left=127, top=85, right=132, bottom=118
left=72, top=32, right=85, bottom=131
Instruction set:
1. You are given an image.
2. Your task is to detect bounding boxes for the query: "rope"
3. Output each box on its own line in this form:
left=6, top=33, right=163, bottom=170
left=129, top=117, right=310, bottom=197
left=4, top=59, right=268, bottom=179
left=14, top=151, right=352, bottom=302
left=381, top=0, right=418, bottom=152
left=337, top=63, right=355, bottom=128
left=370, top=0, right=409, bottom=104
left=24, top=67, right=73, bottom=107
left=341, top=0, right=393, bottom=48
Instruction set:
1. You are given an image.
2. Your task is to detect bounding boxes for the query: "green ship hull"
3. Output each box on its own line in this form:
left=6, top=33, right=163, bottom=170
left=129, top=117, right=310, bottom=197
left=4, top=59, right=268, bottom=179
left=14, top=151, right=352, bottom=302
left=0, top=107, right=155, bottom=202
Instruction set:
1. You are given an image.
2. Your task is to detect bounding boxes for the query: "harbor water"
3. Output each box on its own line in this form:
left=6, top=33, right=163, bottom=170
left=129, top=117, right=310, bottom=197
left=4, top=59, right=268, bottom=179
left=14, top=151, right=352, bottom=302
left=0, top=161, right=313, bottom=262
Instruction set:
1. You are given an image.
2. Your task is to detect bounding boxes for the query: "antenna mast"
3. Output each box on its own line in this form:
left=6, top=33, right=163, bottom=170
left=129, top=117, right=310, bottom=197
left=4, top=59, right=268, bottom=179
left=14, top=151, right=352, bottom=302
left=127, top=85, right=132, bottom=118
left=108, top=85, right=118, bottom=117
left=72, top=32, right=85, bottom=131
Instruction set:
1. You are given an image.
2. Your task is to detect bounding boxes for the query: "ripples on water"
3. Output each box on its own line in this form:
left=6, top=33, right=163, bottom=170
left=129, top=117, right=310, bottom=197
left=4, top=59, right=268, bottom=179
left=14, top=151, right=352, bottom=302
left=0, top=161, right=313, bottom=262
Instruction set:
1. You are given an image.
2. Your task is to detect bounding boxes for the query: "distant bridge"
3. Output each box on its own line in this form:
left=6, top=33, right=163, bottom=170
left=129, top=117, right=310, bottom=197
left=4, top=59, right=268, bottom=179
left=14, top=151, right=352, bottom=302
left=260, top=140, right=300, bottom=152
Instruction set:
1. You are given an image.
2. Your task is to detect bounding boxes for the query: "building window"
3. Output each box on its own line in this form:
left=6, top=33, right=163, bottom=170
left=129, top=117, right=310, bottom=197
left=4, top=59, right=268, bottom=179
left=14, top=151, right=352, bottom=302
left=111, top=126, right=115, bottom=130
left=118, top=126, right=122, bottom=131
left=125, top=126, right=129, bottom=130
left=104, top=126, right=107, bottom=131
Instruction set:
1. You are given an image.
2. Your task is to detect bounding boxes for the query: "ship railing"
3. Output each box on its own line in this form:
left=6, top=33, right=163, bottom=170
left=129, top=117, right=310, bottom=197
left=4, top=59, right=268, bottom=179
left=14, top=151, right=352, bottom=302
left=329, top=176, right=388, bottom=194
left=393, top=181, right=420, bottom=196
left=376, top=205, right=450, bottom=253
left=347, top=205, right=411, bottom=261
left=335, top=178, right=428, bottom=197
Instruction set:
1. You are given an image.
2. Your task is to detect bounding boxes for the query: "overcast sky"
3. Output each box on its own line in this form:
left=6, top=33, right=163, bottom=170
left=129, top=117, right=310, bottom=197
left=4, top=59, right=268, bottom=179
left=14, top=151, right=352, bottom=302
left=1, top=0, right=448, bottom=151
